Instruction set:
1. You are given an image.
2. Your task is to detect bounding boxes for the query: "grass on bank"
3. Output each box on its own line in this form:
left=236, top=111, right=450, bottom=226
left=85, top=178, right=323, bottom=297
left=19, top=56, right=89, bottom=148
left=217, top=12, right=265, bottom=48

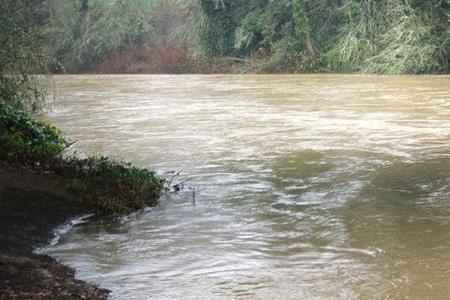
left=0, top=100, right=163, bottom=214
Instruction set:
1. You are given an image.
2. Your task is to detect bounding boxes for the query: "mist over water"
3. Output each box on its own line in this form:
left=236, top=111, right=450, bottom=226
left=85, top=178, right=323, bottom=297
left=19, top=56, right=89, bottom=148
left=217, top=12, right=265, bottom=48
left=43, top=75, right=450, bottom=299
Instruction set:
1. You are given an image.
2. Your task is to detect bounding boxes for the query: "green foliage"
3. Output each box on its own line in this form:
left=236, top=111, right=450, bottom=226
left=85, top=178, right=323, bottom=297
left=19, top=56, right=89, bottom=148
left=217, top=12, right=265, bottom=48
left=234, top=10, right=263, bottom=52
left=322, top=1, right=380, bottom=71
left=363, top=2, right=443, bottom=74
left=324, top=0, right=449, bottom=74
left=42, top=0, right=153, bottom=72
left=199, top=0, right=236, bottom=57
left=26, top=0, right=450, bottom=73
left=0, top=0, right=49, bottom=111
left=447, top=10, right=450, bottom=71
left=198, top=0, right=320, bottom=70
left=292, top=0, right=310, bottom=36
left=197, top=0, right=450, bottom=73
left=292, top=0, right=316, bottom=57
left=0, top=100, right=68, bottom=162
left=63, top=156, right=163, bottom=213
left=261, top=28, right=303, bottom=73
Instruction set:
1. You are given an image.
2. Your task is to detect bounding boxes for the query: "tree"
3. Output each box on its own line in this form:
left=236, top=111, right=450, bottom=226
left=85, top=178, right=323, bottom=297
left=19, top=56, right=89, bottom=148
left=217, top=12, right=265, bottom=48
left=292, top=0, right=315, bottom=57
left=0, top=0, right=48, bottom=111
left=200, top=0, right=236, bottom=56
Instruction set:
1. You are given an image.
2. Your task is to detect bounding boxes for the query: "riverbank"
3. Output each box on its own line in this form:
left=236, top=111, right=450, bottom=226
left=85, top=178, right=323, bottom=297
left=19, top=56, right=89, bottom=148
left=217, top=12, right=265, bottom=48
left=0, top=101, right=164, bottom=298
left=0, top=166, right=110, bottom=299
left=79, top=45, right=320, bottom=75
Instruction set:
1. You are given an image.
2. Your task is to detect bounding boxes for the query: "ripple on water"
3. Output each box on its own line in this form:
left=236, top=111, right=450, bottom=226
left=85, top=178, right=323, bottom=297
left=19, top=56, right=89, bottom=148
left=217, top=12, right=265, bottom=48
left=42, top=75, right=450, bottom=299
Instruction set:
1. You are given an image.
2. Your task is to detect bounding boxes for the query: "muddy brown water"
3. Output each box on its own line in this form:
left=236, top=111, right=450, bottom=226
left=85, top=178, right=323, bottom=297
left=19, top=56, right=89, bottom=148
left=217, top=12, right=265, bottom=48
left=42, top=75, right=450, bottom=299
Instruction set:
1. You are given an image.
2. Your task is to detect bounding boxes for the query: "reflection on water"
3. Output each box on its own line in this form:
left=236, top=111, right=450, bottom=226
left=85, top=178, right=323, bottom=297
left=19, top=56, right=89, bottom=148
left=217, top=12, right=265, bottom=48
left=43, top=75, right=450, bottom=299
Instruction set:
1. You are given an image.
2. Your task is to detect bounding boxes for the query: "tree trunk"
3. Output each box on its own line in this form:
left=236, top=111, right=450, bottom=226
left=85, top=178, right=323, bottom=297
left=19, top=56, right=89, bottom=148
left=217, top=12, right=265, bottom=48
left=80, top=0, right=88, bottom=13
left=304, top=33, right=316, bottom=57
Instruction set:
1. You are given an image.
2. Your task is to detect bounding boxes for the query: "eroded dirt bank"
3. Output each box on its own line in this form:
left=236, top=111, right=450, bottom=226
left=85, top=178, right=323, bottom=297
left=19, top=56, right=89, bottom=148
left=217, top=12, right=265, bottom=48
left=0, top=166, right=109, bottom=299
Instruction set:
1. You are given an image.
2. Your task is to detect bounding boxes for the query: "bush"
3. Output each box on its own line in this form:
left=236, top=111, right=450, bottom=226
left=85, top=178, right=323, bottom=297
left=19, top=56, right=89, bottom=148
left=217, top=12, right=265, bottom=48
left=0, top=100, right=68, bottom=162
left=63, top=157, right=163, bottom=213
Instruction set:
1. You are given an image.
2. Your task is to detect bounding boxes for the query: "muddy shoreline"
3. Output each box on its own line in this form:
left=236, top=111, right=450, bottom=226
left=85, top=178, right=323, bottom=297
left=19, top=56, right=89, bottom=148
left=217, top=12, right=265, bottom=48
left=0, top=166, right=109, bottom=299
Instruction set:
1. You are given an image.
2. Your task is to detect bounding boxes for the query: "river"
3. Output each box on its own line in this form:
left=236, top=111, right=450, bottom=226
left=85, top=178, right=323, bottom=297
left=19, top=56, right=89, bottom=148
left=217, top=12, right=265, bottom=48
left=42, top=75, right=450, bottom=299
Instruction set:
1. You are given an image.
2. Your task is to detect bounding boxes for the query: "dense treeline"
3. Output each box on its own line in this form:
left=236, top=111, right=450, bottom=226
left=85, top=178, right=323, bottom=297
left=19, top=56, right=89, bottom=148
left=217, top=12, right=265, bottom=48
left=4, top=0, right=450, bottom=74
left=199, top=0, right=450, bottom=73
left=38, top=0, right=154, bottom=72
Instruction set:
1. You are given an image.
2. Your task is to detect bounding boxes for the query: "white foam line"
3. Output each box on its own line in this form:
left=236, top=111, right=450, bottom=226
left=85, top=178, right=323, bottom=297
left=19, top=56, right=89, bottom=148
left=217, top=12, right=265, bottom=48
left=34, top=213, right=95, bottom=254
left=320, top=246, right=384, bottom=258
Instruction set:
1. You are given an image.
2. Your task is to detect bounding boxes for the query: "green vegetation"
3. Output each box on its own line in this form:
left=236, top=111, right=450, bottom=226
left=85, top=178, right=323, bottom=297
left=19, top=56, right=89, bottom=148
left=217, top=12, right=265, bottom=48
left=31, top=0, right=450, bottom=74
left=0, top=0, right=49, bottom=111
left=199, top=0, right=236, bottom=57
left=323, top=0, right=450, bottom=74
left=0, top=100, right=67, bottom=162
left=63, top=157, right=162, bottom=213
left=0, top=101, right=163, bottom=213
left=200, top=0, right=450, bottom=74
left=40, top=0, right=153, bottom=72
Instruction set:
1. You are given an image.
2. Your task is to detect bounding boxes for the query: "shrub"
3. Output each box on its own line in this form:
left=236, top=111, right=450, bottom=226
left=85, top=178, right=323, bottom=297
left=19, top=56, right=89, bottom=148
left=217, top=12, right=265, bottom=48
left=0, top=100, right=67, bottom=162
left=63, top=156, right=163, bottom=213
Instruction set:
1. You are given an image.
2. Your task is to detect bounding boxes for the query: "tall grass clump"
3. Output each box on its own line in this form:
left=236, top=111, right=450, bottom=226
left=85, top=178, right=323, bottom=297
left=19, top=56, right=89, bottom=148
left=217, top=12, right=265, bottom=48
left=322, top=1, right=380, bottom=71
left=362, top=0, right=446, bottom=74
left=324, top=0, right=449, bottom=74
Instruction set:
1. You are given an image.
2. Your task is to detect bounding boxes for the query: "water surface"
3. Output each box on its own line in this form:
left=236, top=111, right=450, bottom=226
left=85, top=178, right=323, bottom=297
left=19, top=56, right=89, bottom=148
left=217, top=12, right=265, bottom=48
left=43, top=75, right=450, bottom=299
